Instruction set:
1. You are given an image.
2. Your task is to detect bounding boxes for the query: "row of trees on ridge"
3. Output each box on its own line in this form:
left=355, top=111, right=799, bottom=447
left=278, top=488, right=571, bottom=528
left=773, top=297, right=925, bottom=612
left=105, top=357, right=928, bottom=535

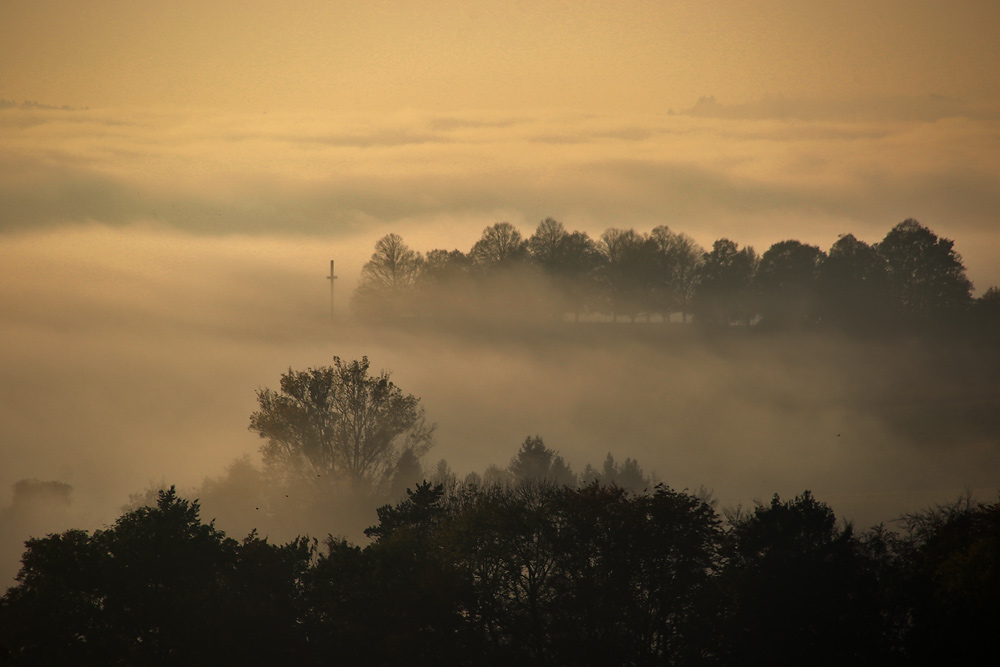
left=352, top=218, right=999, bottom=332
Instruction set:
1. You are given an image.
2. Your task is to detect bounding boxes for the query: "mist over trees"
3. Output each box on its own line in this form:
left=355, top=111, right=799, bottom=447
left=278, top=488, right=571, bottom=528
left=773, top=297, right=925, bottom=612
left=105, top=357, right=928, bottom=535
left=249, top=356, right=434, bottom=496
left=2, top=346, right=998, bottom=663
left=3, top=211, right=997, bottom=662
left=351, top=218, right=993, bottom=335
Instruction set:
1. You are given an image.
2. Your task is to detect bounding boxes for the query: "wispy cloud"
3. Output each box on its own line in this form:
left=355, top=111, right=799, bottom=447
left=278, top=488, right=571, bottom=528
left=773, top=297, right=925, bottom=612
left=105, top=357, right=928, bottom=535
left=678, top=93, right=1000, bottom=123
left=2, top=102, right=998, bottom=286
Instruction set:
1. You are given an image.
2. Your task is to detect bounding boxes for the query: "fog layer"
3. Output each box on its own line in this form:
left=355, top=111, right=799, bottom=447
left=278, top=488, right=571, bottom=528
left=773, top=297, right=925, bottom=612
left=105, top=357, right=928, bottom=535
left=3, top=104, right=1000, bottom=290
left=3, top=224, right=998, bottom=585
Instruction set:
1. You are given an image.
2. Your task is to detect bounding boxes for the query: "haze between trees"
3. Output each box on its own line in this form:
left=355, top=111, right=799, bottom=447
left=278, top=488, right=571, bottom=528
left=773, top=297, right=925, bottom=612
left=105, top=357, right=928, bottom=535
left=353, top=218, right=995, bottom=333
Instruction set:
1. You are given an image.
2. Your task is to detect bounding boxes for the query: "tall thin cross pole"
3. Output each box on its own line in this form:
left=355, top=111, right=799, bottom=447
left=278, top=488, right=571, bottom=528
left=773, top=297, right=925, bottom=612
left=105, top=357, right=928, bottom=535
left=326, top=260, right=338, bottom=321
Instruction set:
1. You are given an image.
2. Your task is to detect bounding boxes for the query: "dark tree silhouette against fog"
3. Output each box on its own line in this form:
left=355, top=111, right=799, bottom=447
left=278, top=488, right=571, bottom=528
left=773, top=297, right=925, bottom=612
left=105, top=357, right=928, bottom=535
left=349, top=216, right=995, bottom=338
left=817, top=233, right=890, bottom=331
left=0, top=488, right=313, bottom=666
left=359, top=233, right=422, bottom=291
left=526, top=220, right=602, bottom=321
left=470, top=221, right=527, bottom=267
left=352, top=233, right=423, bottom=318
left=693, top=238, right=759, bottom=326
left=597, top=227, right=658, bottom=322
left=876, top=218, right=973, bottom=324
left=4, top=456, right=1000, bottom=664
left=508, top=435, right=576, bottom=486
left=249, top=357, right=434, bottom=495
left=754, top=239, right=825, bottom=328
left=649, top=225, right=704, bottom=322
left=719, top=492, right=885, bottom=666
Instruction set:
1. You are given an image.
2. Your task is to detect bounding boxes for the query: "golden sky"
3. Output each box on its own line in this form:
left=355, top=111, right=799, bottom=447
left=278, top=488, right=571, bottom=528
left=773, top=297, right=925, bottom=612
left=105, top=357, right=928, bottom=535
left=1, top=0, right=996, bottom=332
left=2, top=0, right=999, bottom=286
left=4, top=1, right=1000, bottom=113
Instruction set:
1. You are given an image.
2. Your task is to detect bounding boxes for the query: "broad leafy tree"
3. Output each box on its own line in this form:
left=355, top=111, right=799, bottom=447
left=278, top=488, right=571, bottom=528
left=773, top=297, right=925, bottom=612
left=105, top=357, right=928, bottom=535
left=876, top=219, right=973, bottom=324
left=353, top=233, right=422, bottom=318
left=650, top=226, right=704, bottom=322
left=358, top=233, right=422, bottom=292
left=0, top=488, right=313, bottom=666
left=818, top=233, right=890, bottom=331
left=470, top=222, right=527, bottom=267
left=899, top=495, right=1000, bottom=664
left=549, top=484, right=722, bottom=665
left=528, top=225, right=602, bottom=321
left=249, top=357, right=435, bottom=495
left=719, top=492, right=886, bottom=666
left=526, top=217, right=569, bottom=269
left=597, top=228, right=660, bottom=321
left=693, top=239, right=759, bottom=326
left=754, top=239, right=826, bottom=328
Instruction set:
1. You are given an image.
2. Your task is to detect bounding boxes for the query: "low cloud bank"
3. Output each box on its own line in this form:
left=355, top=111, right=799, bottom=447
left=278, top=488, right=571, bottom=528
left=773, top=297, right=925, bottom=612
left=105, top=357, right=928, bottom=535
left=2, top=225, right=998, bottom=586
left=2, top=104, right=998, bottom=287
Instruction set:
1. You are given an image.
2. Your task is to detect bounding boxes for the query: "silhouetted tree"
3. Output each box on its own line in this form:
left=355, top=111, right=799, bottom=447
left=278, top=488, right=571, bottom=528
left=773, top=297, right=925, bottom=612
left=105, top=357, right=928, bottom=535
left=650, top=225, right=704, bottom=322
left=971, top=285, right=1000, bottom=338
left=549, top=230, right=603, bottom=321
left=319, top=482, right=478, bottom=664
left=549, top=484, right=722, bottom=665
left=581, top=453, right=652, bottom=492
left=249, top=356, right=434, bottom=495
left=360, top=233, right=422, bottom=291
left=365, top=481, right=449, bottom=543
left=508, top=436, right=576, bottom=486
left=876, top=219, right=973, bottom=324
left=597, top=228, right=660, bottom=321
left=899, top=494, right=1000, bottom=664
left=352, top=233, right=423, bottom=318
left=694, top=238, right=758, bottom=326
left=754, top=239, right=826, bottom=328
left=0, top=488, right=312, bottom=666
left=421, top=248, right=473, bottom=284
left=11, top=465, right=997, bottom=665
left=471, top=222, right=527, bottom=267
left=526, top=217, right=569, bottom=269
left=818, top=233, right=890, bottom=331
left=0, top=480, right=77, bottom=585
left=719, top=492, right=886, bottom=666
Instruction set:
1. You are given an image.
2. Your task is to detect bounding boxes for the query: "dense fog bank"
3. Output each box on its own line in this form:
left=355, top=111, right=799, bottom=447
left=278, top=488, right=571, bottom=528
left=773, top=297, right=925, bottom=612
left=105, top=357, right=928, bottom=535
left=2, top=225, right=997, bottom=587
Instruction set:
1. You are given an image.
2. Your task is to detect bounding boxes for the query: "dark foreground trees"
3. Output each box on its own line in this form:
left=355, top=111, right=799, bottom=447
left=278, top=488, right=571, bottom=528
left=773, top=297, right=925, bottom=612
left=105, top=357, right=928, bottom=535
left=718, top=492, right=887, bottom=666
left=0, top=488, right=313, bottom=667
left=4, top=481, right=997, bottom=665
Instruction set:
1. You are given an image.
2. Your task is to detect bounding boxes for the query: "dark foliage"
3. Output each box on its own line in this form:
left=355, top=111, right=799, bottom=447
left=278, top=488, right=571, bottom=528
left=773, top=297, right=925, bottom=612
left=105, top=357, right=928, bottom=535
left=4, top=481, right=998, bottom=665
left=351, top=218, right=992, bottom=339
left=0, top=488, right=313, bottom=666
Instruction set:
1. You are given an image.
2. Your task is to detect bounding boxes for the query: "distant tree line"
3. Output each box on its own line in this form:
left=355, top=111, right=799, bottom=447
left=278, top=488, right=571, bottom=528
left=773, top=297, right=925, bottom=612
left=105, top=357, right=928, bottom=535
left=352, top=218, right=1000, bottom=334
left=3, top=481, right=997, bottom=666
left=244, top=358, right=656, bottom=508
